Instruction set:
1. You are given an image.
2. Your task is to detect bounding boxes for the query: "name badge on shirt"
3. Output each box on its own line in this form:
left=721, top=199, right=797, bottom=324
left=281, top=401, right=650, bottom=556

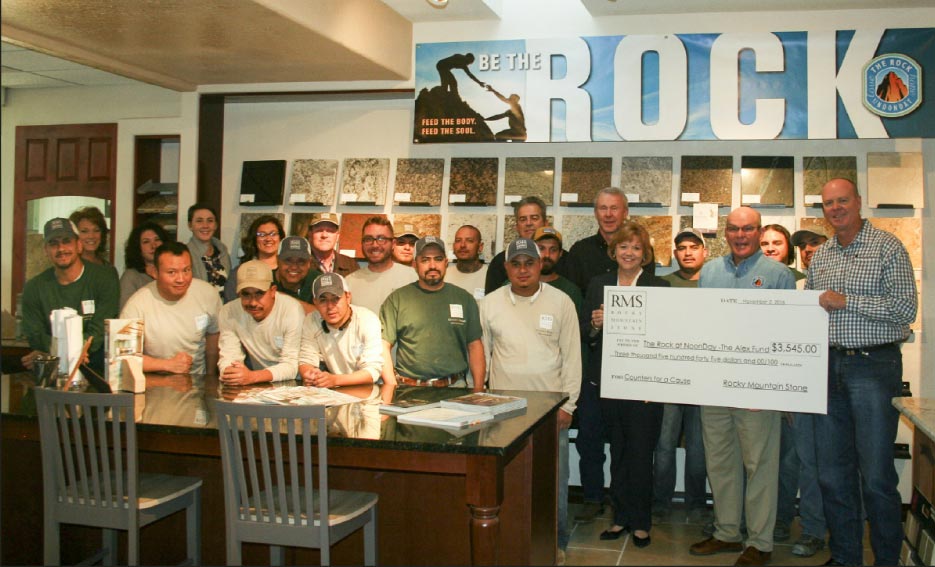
left=194, top=314, right=209, bottom=332
left=274, top=335, right=284, bottom=349
left=450, top=304, right=463, bottom=319
left=194, top=409, right=208, bottom=426
left=81, top=300, right=95, bottom=315
left=539, top=314, right=554, bottom=331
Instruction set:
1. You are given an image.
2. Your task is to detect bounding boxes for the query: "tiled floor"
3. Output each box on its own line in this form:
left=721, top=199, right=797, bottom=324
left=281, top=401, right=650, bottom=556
left=565, top=500, right=875, bottom=566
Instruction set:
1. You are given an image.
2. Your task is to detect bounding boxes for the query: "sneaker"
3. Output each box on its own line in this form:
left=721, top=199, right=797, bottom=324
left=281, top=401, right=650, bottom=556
left=773, top=521, right=790, bottom=542
left=574, top=501, right=604, bottom=523
left=791, top=534, right=825, bottom=557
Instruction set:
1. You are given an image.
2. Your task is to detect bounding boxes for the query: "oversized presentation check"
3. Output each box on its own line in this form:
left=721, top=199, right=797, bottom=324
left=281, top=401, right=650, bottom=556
left=601, top=287, right=828, bottom=413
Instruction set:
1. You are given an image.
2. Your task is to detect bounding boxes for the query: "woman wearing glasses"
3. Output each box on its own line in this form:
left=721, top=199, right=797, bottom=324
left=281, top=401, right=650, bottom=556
left=223, top=215, right=284, bottom=302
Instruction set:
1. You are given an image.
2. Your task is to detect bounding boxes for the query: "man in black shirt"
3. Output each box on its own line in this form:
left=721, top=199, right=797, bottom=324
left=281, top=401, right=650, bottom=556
left=566, top=187, right=630, bottom=292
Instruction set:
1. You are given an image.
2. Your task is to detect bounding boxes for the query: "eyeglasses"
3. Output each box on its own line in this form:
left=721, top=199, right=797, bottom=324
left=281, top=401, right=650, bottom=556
left=725, top=225, right=760, bottom=234
left=362, top=235, right=392, bottom=244
left=256, top=231, right=281, bottom=239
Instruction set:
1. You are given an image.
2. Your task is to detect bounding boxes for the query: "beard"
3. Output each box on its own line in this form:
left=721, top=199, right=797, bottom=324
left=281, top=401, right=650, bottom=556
left=541, top=259, right=556, bottom=275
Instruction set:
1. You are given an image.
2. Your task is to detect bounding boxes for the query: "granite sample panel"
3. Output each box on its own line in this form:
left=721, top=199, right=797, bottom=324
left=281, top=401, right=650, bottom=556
left=798, top=217, right=834, bottom=239
left=560, top=215, right=598, bottom=250
left=913, top=278, right=922, bottom=332
left=503, top=157, right=555, bottom=206
left=394, top=158, right=444, bottom=206
left=741, top=156, right=793, bottom=207
left=449, top=157, right=498, bottom=206
left=868, top=217, right=922, bottom=269
left=504, top=215, right=554, bottom=245
left=620, top=157, right=672, bottom=206
left=26, top=232, right=52, bottom=282
left=760, top=215, right=797, bottom=236
left=339, top=212, right=387, bottom=259
left=339, top=158, right=390, bottom=205
left=679, top=215, right=728, bottom=261
left=560, top=157, right=612, bottom=206
left=680, top=156, right=733, bottom=206
left=392, top=213, right=442, bottom=239
left=446, top=214, right=497, bottom=261
left=867, top=152, right=924, bottom=208
left=289, top=159, right=338, bottom=205
left=289, top=213, right=315, bottom=237
left=803, top=156, right=857, bottom=205
left=632, top=215, right=673, bottom=267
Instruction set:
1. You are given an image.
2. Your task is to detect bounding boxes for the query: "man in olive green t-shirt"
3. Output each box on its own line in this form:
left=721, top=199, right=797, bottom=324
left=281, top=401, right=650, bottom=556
left=380, top=236, right=485, bottom=388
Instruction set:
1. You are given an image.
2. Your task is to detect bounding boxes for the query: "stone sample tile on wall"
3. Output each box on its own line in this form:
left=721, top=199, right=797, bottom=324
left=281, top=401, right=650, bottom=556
left=798, top=217, right=834, bottom=239
left=803, top=156, right=857, bottom=205
left=289, top=213, right=314, bottom=237
left=392, top=213, right=442, bottom=240
left=446, top=214, right=497, bottom=261
left=632, top=215, right=673, bottom=267
left=394, top=158, right=444, bottom=206
left=741, top=156, right=793, bottom=207
left=449, top=158, right=498, bottom=206
left=869, top=217, right=922, bottom=269
left=679, top=215, right=728, bottom=261
left=680, top=156, right=733, bottom=206
left=913, top=278, right=922, bottom=332
left=620, top=157, right=672, bottom=206
left=504, top=215, right=553, bottom=246
left=503, top=157, right=555, bottom=206
left=561, top=157, right=612, bottom=206
left=560, top=215, right=598, bottom=250
left=338, top=213, right=387, bottom=260
left=289, top=159, right=338, bottom=206
left=867, top=152, right=924, bottom=208
left=340, top=158, right=390, bottom=205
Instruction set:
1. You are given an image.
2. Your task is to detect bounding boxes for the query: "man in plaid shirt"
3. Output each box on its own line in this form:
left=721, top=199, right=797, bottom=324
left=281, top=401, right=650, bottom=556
left=807, top=178, right=917, bottom=566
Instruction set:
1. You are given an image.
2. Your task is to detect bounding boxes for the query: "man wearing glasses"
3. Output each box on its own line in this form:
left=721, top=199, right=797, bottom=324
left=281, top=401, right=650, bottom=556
left=345, top=217, right=417, bottom=313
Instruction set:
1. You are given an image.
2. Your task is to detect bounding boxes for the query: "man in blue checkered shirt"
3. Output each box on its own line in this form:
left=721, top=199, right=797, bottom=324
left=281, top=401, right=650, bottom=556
left=807, top=178, right=917, bottom=566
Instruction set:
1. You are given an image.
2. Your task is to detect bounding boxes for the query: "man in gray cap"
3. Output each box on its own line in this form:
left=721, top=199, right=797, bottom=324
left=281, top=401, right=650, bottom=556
left=663, top=228, right=708, bottom=287
left=274, top=235, right=323, bottom=313
left=306, top=212, right=359, bottom=277
left=380, top=236, right=485, bottom=388
left=21, top=218, right=120, bottom=376
left=790, top=226, right=828, bottom=272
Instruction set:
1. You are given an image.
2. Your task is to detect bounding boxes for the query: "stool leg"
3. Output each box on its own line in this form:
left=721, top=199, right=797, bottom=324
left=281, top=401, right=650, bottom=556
left=43, top=517, right=59, bottom=566
left=270, top=544, right=284, bottom=566
left=102, top=528, right=118, bottom=565
left=187, top=491, right=201, bottom=565
left=364, top=508, right=377, bottom=566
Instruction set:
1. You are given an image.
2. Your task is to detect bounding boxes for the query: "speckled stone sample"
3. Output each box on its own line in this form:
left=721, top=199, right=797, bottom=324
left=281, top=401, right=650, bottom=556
left=560, top=215, right=598, bottom=250
left=504, top=215, right=554, bottom=244
left=339, top=213, right=388, bottom=259
left=679, top=215, right=727, bottom=261
left=26, top=232, right=52, bottom=281
left=340, top=158, right=389, bottom=205
left=803, top=156, right=857, bottom=204
left=560, top=157, right=612, bottom=206
left=446, top=214, right=497, bottom=261
left=867, top=152, right=924, bottom=208
left=393, top=213, right=442, bottom=240
left=503, top=157, right=555, bottom=206
left=631, top=215, right=673, bottom=267
left=741, top=156, right=793, bottom=207
left=289, top=213, right=315, bottom=237
left=680, top=156, right=733, bottom=206
left=868, top=217, right=922, bottom=269
left=449, top=158, right=498, bottom=206
left=394, top=158, right=444, bottom=206
left=620, top=157, right=672, bottom=206
left=289, top=159, right=338, bottom=205
left=798, top=217, right=834, bottom=239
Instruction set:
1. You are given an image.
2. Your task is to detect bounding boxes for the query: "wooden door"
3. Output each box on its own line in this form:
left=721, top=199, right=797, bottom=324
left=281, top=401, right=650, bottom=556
left=12, top=123, right=118, bottom=311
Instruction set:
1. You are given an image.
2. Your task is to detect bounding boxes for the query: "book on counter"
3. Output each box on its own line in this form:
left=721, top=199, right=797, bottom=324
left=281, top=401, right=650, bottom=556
left=439, top=392, right=527, bottom=415
left=396, top=407, right=495, bottom=429
left=379, top=396, right=441, bottom=415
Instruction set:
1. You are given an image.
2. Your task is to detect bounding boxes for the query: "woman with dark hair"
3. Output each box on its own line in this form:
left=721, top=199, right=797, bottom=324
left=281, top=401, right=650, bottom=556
left=70, top=206, right=112, bottom=267
left=583, top=221, right=669, bottom=547
left=119, top=222, right=170, bottom=309
left=186, top=202, right=231, bottom=299
left=223, top=215, right=283, bottom=302
left=760, top=223, right=805, bottom=282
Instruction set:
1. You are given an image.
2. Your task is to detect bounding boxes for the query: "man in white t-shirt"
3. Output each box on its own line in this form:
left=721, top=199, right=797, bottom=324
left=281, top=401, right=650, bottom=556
left=218, top=260, right=304, bottom=385
left=121, top=241, right=221, bottom=375
left=446, top=224, right=488, bottom=300
left=345, top=217, right=417, bottom=313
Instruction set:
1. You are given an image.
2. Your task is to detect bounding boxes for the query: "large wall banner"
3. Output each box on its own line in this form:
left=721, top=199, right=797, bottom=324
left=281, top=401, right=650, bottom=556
left=413, top=28, right=935, bottom=143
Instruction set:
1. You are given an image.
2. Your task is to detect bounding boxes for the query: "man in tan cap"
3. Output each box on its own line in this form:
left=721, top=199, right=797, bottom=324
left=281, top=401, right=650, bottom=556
left=306, top=212, right=359, bottom=277
left=392, top=223, right=419, bottom=266
left=217, top=260, right=304, bottom=385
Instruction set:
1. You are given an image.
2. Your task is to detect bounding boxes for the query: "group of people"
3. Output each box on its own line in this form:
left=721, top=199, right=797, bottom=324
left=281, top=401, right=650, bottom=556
left=19, top=177, right=916, bottom=566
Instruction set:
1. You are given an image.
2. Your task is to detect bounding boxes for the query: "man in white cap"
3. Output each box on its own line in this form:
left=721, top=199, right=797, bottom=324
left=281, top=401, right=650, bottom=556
left=479, top=237, right=580, bottom=555
left=298, top=273, right=395, bottom=404
left=381, top=236, right=485, bottom=388
left=446, top=224, right=488, bottom=300
left=392, top=223, right=419, bottom=266
left=218, top=260, right=304, bottom=385
left=274, top=235, right=322, bottom=314
left=306, top=212, right=359, bottom=277
left=21, top=217, right=119, bottom=376
left=790, top=226, right=828, bottom=272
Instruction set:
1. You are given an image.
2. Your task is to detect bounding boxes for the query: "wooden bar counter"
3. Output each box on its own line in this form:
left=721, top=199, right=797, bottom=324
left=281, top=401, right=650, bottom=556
left=1, top=373, right=565, bottom=565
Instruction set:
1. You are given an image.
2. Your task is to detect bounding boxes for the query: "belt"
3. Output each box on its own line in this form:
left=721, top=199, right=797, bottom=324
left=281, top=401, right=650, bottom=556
left=396, top=372, right=464, bottom=388
left=829, top=342, right=898, bottom=356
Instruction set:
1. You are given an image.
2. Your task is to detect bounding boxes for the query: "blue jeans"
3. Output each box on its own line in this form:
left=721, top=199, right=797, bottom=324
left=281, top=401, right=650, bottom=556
left=653, top=403, right=707, bottom=510
left=792, top=412, right=827, bottom=538
left=815, top=345, right=903, bottom=566
left=559, top=427, right=570, bottom=549
left=776, top=416, right=799, bottom=526
left=575, top=377, right=606, bottom=503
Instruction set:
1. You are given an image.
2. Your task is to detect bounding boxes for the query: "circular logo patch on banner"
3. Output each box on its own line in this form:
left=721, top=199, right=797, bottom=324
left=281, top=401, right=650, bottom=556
left=863, top=54, right=922, bottom=118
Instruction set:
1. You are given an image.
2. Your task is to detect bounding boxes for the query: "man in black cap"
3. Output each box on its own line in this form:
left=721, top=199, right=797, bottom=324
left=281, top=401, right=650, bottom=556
left=790, top=227, right=828, bottom=272
left=275, top=235, right=322, bottom=313
left=21, top=217, right=120, bottom=376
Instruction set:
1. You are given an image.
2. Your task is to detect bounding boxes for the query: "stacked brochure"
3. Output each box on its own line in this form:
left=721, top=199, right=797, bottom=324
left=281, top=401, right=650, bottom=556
left=439, top=392, right=527, bottom=415
left=394, top=392, right=527, bottom=430
left=232, top=386, right=361, bottom=407
left=397, top=407, right=495, bottom=429
left=379, top=396, right=441, bottom=415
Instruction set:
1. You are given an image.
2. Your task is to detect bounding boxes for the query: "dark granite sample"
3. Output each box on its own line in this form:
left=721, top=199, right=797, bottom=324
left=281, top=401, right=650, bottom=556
left=449, top=157, right=498, bottom=206
left=620, top=157, right=672, bottom=206
left=679, top=214, right=728, bottom=261
left=393, top=213, right=442, bottom=240
left=289, top=159, right=338, bottom=205
left=446, top=214, right=497, bottom=260
left=632, top=215, right=673, bottom=267
left=340, top=158, right=390, bottom=205
left=741, top=156, right=793, bottom=207
left=504, top=157, right=555, bottom=206
left=394, top=158, right=444, bottom=206
left=680, top=156, right=733, bottom=206
left=560, top=157, right=612, bottom=206
left=803, top=156, right=857, bottom=204
left=339, top=212, right=387, bottom=259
